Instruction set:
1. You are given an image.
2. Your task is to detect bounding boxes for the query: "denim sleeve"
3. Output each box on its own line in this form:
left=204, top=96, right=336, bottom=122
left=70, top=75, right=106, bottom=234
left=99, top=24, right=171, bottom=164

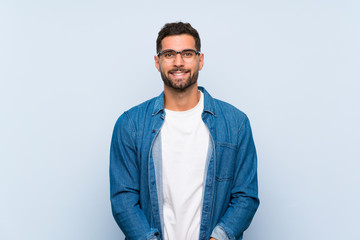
left=110, top=112, right=159, bottom=240
left=214, top=116, right=259, bottom=240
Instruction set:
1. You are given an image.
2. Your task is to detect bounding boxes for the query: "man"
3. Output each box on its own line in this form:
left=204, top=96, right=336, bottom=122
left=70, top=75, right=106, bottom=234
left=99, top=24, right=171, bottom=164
left=110, top=22, right=259, bottom=240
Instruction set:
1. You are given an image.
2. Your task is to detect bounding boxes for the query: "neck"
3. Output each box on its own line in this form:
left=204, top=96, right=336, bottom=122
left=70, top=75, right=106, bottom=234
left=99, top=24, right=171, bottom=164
left=164, top=84, right=200, bottom=111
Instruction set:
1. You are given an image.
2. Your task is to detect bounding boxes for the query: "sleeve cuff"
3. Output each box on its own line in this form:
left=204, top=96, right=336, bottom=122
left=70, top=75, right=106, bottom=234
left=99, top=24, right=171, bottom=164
left=210, top=225, right=229, bottom=240
left=146, top=228, right=160, bottom=240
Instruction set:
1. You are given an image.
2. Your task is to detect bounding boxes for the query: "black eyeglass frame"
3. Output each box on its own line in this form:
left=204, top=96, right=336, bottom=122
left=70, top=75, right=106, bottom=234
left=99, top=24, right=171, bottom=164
left=157, top=49, right=201, bottom=58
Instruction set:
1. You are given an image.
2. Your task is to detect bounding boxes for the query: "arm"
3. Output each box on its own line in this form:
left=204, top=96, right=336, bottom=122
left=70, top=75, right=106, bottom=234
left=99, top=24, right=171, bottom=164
left=110, top=112, right=159, bottom=240
left=211, top=117, right=260, bottom=240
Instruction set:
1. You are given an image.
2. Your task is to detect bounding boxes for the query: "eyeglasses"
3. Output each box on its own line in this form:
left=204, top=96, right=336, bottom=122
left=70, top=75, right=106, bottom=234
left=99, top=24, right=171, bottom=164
left=157, top=49, right=201, bottom=62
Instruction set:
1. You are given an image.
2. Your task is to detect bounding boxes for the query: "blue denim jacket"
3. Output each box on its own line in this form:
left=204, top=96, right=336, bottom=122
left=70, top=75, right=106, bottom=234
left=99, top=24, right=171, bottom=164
left=110, top=87, right=259, bottom=240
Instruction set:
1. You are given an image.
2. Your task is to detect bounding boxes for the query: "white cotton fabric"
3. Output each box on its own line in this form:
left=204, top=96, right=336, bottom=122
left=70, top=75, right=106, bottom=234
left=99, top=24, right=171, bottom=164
left=161, top=91, right=210, bottom=240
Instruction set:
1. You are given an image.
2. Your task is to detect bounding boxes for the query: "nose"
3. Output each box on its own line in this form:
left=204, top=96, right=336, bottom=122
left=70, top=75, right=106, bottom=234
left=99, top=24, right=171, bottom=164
left=173, top=52, right=184, bottom=66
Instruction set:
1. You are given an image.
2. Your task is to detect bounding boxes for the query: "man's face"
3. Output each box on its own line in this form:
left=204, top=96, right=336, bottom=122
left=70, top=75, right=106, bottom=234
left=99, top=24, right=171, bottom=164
left=155, top=34, right=204, bottom=91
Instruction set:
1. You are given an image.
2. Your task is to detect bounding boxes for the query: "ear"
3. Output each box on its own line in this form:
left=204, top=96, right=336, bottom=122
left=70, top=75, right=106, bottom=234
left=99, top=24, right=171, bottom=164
left=198, top=53, right=204, bottom=71
left=154, top=55, right=160, bottom=72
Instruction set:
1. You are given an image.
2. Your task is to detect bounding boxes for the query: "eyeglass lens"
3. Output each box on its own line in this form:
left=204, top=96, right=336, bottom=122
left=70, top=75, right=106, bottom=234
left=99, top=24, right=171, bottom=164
left=161, top=49, right=197, bottom=62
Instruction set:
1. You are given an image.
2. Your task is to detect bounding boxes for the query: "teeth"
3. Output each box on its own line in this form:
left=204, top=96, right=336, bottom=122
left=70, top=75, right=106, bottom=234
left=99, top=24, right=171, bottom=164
left=172, top=72, right=186, bottom=76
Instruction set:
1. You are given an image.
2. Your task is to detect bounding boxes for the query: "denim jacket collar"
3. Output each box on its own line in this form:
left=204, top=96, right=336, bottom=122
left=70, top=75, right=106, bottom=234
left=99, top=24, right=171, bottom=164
left=152, top=86, right=216, bottom=117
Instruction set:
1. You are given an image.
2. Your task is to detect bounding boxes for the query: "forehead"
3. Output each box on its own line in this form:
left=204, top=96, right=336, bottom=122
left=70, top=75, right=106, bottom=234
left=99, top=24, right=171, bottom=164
left=161, top=34, right=196, bottom=51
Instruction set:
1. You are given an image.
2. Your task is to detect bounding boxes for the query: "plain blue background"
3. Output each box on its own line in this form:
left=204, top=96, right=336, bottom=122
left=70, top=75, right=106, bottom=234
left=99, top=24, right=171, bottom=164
left=1, top=0, right=359, bottom=239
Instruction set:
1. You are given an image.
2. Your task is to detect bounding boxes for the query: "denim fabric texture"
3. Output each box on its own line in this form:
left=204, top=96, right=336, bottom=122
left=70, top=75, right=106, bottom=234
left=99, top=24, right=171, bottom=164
left=110, top=87, right=259, bottom=240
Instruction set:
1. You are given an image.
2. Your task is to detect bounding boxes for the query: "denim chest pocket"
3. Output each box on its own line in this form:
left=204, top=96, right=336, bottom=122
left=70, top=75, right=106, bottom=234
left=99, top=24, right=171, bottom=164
left=215, top=143, right=238, bottom=181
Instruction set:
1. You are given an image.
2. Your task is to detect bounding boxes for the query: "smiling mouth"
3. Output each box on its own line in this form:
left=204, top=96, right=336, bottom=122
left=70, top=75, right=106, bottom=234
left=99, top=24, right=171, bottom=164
left=171, top=72, right=187, bottom=76
left=169, top=70, right=189, bottom=77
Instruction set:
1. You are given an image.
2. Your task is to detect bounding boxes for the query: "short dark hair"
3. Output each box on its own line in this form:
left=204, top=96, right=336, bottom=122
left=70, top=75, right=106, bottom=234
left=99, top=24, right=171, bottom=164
left=156, top=22, right=201, bottom=53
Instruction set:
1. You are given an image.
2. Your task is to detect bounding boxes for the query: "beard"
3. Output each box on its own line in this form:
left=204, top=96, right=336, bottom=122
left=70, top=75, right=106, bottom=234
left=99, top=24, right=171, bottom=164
left=160, top=67, right=199, bottom=92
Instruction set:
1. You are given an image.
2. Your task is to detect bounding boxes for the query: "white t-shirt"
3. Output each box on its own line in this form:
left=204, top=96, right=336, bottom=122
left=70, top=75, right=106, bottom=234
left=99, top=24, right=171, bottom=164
left=161, top=92, right=210, bottom=240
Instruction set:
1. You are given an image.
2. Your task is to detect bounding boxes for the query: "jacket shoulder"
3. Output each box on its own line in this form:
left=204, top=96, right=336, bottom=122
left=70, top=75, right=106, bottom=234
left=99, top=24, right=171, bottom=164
left=125, top=96, right=157, bottom=118
left=212, top=98, right=253, bottom=143
left=213, top=98, right=248, bottom=123
left=113, top=96, right=157, bottom=131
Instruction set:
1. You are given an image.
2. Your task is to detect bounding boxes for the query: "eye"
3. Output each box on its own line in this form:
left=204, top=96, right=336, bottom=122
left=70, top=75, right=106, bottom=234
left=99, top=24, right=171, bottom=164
left=163, top=50, right=175, bottom=58
left=182, top=50, right=194, bottom=57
